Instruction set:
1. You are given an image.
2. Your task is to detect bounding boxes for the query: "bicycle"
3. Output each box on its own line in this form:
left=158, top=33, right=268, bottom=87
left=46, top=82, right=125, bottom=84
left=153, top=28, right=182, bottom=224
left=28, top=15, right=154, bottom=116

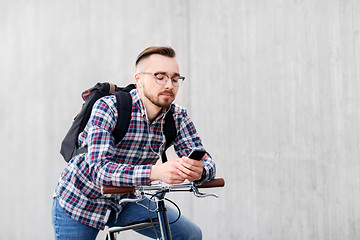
left=101, top=178, right=225, bottom=240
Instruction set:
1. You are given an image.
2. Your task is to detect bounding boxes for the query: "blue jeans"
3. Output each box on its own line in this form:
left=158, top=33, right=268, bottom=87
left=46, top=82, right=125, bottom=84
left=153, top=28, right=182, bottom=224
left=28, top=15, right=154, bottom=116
left=52, top=197, right=202, bottom=239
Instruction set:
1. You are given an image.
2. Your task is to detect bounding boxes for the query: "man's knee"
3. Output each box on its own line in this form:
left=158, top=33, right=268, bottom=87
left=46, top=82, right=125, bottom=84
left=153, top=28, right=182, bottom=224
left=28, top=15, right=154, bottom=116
left=171, top=219, right=202, bottom=240
left=190, top=225, right=202, bottom=240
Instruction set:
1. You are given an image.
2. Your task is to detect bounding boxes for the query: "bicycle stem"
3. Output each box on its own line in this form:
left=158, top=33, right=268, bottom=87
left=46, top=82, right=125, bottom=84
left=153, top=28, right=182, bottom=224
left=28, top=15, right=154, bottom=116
left=114, top=181, right=220, bottom=206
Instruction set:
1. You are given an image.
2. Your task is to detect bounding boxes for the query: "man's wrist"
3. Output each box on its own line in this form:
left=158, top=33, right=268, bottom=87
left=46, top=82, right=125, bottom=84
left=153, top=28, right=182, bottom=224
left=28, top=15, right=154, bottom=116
left=150, top=165, right=159, bottom=182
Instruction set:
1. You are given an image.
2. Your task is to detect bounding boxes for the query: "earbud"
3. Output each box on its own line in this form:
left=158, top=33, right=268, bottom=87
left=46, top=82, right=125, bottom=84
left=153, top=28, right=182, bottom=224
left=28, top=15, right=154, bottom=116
left=138, top=81, right=143, bottom=87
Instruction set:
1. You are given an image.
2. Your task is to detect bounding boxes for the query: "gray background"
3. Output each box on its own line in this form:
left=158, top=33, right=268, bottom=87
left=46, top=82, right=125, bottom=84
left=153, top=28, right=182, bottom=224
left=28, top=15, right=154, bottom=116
left=1, top=0, right=360, bottom=239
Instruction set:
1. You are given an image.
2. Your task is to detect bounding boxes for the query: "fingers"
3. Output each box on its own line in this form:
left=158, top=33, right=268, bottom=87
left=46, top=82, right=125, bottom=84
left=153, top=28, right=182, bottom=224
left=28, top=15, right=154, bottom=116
left=153, top=157, right=205, bottom=184
left=157, top=160, right=187, bottom=184
left=176, top=157, right=204, bottom=181
left=181, top=157, right=204, bottom=169
left=165, top=174, right=186, bottom=184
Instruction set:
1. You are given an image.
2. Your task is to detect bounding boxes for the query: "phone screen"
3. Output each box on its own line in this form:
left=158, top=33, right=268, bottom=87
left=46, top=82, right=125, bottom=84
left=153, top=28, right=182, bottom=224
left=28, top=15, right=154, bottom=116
left=188, top=149, right=207, bottom=161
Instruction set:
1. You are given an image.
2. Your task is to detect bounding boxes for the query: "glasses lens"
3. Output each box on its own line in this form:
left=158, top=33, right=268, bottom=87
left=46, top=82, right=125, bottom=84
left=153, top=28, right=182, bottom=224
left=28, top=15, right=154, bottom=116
left=173, top=76, right=185, bottom=86
left=154, top=73, right=167, bottom=85
left=171, top=76, right=180, bottom=86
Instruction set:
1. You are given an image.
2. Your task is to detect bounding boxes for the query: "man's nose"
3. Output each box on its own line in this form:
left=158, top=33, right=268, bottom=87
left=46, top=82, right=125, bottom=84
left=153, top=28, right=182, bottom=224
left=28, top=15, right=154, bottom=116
left=164, top=78, right=174, bottom=89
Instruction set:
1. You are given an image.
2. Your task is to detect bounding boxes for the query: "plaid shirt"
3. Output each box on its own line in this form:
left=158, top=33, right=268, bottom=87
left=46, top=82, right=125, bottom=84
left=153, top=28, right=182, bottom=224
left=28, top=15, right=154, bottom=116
left=55, top=89, right=216, bottom=230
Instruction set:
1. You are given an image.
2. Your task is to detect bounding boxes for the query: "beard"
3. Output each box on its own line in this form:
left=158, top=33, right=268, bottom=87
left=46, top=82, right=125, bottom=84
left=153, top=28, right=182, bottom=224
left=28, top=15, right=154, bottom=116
left=143, top=88, right=175, bottom=108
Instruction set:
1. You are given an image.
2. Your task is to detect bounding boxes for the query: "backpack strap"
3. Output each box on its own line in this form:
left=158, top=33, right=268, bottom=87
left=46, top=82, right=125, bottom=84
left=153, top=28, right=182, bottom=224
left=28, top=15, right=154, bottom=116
left=161, top=109, right=177, bottom=163
left=112, top=85, right=135, bottom=145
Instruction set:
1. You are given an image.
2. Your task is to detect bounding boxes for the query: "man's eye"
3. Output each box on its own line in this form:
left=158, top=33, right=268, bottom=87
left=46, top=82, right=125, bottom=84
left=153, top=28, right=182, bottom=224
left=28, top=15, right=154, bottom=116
left=155, top=74, right=166, bottom=80
left=172, top=77, right=179, bottom=82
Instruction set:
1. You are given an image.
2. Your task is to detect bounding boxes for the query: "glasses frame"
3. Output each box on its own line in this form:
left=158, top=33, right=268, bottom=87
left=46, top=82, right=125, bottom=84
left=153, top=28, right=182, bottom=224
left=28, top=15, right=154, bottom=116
left=138, top=72, right=185, bottom=87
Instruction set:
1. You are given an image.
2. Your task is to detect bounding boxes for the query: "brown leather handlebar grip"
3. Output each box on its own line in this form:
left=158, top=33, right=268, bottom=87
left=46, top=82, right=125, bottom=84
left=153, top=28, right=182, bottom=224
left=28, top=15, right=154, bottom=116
left=101, top=185, right=135, bottom=194
left=197, top=178, right=225, bottom=188
left=101, top=178, right=225, bottom=194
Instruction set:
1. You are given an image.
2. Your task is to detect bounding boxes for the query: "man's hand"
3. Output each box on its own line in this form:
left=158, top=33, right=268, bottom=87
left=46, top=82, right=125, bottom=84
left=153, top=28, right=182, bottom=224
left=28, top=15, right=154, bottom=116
left=176, top=155, right=205, bottom=182
left=150, top=154, right=206, bottom=184
left=150, top=159, right=186, bottom=184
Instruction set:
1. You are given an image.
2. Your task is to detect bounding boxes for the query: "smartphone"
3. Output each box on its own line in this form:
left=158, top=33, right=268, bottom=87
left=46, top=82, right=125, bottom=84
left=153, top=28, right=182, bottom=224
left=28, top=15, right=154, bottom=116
left=187, top=149, right=207, bottom=161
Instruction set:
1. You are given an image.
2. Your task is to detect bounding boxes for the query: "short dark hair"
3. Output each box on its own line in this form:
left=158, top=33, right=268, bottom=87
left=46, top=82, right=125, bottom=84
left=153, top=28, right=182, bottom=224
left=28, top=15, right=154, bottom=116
left=135, top=46, right=176, bottom=66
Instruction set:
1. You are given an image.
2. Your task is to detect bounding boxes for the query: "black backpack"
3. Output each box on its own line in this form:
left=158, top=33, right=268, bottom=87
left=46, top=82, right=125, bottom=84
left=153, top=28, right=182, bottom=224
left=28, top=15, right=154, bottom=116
left=60, top=82, right=177, bottom=163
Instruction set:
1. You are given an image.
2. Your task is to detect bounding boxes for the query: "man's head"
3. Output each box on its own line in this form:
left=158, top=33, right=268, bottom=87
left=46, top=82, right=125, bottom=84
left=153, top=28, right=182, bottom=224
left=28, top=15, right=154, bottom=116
left=135, top=46, right=176, bottom=69
left=135, top=46, right=184, bottom=110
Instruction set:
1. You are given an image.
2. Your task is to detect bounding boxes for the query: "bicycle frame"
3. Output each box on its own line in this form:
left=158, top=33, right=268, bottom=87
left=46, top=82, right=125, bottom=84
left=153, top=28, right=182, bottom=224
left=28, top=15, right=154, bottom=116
left=101, top=178, right=225, bottom=240
left=155, top=190, right=172, bottom=240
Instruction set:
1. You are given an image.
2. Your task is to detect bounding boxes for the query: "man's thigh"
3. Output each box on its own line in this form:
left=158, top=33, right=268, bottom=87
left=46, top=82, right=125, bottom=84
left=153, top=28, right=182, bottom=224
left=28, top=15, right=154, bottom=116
left=107, top=197, right=202, bottom=239
left=52, top=198, right=99, bottom=240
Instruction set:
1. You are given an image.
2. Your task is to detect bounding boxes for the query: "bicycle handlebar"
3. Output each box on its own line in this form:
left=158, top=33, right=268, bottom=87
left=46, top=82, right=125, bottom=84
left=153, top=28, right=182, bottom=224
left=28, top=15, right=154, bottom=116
left=197, top=178, right=225, bottom=188
left=101, top=178, right=225, bottom=195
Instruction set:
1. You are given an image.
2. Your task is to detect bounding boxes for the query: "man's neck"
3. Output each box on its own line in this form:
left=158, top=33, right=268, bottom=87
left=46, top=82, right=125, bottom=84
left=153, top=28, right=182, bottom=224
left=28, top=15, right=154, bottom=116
left=145, top=103, right=163, bottom=123
left=140, top=94, right=163, bottom=122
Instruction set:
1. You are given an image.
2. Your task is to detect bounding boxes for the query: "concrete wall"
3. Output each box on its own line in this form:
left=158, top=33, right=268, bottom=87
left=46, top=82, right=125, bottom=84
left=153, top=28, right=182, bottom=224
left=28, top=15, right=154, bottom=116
left=1, top=0, right=360, bottom=239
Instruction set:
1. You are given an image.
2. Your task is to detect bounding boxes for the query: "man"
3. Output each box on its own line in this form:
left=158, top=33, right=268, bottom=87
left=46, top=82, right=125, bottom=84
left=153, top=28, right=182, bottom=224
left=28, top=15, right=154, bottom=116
left=52, top=46, right=216, bottom=239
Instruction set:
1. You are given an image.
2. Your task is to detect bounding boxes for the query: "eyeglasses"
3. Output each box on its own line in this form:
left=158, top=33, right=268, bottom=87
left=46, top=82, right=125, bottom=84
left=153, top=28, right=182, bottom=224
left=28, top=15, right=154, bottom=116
left=138, top=72, right=185, bottom=87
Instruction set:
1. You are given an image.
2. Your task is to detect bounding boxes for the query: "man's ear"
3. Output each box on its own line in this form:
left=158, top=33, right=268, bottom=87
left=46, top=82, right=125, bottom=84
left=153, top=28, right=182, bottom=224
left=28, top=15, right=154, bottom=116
left=134, top=74, right=142, bottom=88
